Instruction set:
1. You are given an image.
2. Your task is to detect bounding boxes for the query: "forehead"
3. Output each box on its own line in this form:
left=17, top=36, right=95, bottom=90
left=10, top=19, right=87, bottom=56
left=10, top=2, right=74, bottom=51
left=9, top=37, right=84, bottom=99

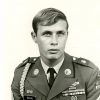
left=37, top=20, right=67, bottom=33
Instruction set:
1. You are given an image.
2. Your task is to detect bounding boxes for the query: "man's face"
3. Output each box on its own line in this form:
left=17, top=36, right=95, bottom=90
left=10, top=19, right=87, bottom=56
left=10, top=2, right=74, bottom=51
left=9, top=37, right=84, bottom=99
left=34, top=20, right=68, bottom=60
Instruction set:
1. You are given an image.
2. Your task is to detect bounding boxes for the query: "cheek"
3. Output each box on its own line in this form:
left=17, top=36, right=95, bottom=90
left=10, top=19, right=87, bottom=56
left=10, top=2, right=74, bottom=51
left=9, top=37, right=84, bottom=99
left=59, top=38, right=67, bottom=47
left=37, top=40, right=48, bottom=51
left=38, top=37, right=50, bottom=44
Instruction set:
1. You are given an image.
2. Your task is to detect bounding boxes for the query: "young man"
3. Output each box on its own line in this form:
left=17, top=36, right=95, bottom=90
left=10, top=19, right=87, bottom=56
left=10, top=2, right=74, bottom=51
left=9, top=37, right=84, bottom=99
left=11, top=8, right=100, bottom=100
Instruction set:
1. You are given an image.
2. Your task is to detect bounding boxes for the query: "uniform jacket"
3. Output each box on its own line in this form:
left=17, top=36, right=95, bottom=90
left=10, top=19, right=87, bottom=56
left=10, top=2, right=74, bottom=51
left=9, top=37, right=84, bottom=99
left=11, top=53, right=100, bottom=100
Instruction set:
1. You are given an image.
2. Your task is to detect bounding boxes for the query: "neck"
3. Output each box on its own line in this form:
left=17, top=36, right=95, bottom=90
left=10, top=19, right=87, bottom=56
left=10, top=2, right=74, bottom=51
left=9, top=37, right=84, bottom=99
left=41, top=54, right=64, bottom=67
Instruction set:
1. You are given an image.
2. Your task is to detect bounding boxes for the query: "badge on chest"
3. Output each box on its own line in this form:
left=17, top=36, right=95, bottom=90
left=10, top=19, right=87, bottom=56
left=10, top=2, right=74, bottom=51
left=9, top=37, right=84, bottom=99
left=62, top=81, right=85, bottom=100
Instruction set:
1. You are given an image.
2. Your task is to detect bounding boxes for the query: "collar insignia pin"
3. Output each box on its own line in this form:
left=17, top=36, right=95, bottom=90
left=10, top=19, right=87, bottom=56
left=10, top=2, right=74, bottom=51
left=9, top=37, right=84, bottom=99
left=33, top=69, right=39, bottom=76
left=64, top=69, right=71, bottom=75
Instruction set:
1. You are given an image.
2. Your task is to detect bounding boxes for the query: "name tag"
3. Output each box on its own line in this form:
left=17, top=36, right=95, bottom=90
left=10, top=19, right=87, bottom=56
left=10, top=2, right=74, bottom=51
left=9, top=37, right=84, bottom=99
left=24, top=96, right=36, bottom=100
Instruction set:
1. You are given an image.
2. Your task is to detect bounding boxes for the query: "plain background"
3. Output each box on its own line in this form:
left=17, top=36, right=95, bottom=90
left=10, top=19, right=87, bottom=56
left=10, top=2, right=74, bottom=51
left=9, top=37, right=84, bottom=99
left=0, top=0, right=100, bottom=99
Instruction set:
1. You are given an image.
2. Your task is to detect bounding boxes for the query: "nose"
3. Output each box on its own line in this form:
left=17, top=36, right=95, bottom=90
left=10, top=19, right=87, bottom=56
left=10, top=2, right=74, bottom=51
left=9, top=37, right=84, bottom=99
left=50, top=34, right=58, bottom=45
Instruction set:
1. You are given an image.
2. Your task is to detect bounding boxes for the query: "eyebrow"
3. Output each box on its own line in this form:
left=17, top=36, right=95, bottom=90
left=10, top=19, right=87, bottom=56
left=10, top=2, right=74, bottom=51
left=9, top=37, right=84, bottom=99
left=42, top=31, right=52, bottom=34
left=57, top=30, right=65, bottom=33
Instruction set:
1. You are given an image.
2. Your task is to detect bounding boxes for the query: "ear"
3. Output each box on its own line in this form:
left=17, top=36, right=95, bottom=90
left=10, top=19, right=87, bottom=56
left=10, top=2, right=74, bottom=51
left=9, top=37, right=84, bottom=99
left=31, top=31, right=37, bottom=43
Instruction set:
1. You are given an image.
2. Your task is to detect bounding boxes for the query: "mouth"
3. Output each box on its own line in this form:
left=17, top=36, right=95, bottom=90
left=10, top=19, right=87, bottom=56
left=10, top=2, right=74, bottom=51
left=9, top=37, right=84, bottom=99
left=48, top=49, right=59, bottom=54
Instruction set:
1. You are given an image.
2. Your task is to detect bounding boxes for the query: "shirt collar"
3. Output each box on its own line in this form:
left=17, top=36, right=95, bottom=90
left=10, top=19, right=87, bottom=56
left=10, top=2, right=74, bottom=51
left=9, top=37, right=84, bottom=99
left=41, top=58, right=64, bottom=74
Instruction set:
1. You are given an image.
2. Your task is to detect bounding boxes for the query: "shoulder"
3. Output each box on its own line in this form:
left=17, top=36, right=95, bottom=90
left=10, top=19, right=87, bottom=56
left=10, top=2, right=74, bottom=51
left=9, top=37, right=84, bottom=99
left=72, top=56, right=98, bottom=70
left=14, top=57, right=38, bottom=77
left=12, top=57, right=39, bottom=83
left=72, top=56, right=100, bottom=83
left=15, top=57, right=38, bottom=69
left=11, top=57, right=39, bottom=91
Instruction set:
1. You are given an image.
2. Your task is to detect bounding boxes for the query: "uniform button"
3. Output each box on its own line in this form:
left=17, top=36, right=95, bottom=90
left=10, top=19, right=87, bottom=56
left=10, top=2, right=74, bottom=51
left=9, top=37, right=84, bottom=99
left=34, top=58, right=36, bottom=61
left=81, top=59, right=86, bottom=64
left=73, top=57, right=76, bottom=61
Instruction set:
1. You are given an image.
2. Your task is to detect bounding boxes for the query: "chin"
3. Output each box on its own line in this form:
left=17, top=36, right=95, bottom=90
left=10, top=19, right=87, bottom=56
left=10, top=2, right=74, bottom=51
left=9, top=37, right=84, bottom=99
left=47, top=54, right=60, bottom=60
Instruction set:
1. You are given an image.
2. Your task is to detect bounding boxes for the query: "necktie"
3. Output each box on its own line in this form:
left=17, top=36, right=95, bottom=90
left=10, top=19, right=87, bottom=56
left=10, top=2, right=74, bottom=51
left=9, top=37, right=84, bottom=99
left=47, top=68, right=56, bottom=89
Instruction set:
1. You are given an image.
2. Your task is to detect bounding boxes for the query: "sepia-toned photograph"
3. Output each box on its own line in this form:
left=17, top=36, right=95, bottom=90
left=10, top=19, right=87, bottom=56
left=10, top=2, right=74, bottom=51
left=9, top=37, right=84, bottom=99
left=1, top=0, right=100, bottom=100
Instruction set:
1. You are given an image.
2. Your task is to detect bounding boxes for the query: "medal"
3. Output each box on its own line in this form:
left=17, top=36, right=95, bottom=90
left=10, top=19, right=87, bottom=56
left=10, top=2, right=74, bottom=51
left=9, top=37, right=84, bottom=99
left=71, top=96, right=77, bottom=100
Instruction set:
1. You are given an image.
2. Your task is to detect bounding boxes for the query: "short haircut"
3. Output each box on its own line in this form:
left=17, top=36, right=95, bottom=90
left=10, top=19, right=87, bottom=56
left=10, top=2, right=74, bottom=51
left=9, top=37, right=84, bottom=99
left=32, top=8, right=69, bottom=35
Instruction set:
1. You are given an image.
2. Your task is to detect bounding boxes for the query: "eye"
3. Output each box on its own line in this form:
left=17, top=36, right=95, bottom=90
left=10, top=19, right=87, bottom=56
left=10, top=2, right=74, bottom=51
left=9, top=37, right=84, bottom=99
left=42, top=31, right=52, bottom=37
left=57, top=31, right=65, bottom=36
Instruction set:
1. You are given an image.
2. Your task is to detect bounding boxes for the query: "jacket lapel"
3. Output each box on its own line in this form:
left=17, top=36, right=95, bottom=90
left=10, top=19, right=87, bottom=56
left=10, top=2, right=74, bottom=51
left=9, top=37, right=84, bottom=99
left=47, top=53, right=77, bottom=100
left=27, top=58, right=50, bottom=96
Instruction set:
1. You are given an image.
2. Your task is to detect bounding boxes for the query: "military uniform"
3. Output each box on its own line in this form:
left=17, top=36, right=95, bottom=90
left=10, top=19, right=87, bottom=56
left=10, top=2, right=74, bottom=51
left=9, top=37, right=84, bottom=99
left=11, top=53, right=100, bottom=100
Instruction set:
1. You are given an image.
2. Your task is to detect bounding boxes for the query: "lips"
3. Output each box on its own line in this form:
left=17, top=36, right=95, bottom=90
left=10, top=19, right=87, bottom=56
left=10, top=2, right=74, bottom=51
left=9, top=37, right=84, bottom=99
left=48, top=49, right=59, bottom=53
